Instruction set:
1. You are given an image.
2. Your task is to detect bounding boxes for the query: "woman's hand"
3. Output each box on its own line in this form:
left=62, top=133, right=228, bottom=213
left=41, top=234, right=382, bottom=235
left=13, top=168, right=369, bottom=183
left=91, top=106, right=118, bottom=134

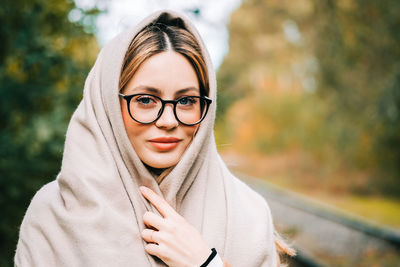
left=140, top=186, right=212, bottom=267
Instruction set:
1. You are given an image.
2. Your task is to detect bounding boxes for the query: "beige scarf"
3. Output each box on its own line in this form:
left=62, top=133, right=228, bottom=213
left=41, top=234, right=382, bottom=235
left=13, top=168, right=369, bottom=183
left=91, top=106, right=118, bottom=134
left=15, top=9, right=277, bottom=267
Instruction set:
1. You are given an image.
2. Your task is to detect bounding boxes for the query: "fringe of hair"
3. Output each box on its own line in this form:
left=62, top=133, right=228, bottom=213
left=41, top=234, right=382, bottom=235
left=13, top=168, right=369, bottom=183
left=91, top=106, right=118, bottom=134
left=275, top=230, right=296, bottom=256
left=274, top=230, right=296, bottom=267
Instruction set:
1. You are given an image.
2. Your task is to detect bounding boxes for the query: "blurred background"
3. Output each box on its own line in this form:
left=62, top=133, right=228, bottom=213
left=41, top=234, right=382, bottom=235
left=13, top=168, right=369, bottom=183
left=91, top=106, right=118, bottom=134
left=1, top=0, right=399, bottom=266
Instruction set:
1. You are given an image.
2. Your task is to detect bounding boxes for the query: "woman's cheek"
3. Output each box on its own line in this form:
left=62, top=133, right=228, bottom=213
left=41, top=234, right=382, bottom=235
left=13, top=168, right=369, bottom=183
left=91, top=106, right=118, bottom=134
left=127, top=123, right=148, bottom=148
left=186, top=124, right=200, bottom=139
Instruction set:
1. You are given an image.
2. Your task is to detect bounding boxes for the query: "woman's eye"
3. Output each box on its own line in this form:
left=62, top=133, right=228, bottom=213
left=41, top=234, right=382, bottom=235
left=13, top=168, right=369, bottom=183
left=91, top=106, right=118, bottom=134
left=136, top=97, right=154, bottom=105
left=178, top=97, right=197, bottom=105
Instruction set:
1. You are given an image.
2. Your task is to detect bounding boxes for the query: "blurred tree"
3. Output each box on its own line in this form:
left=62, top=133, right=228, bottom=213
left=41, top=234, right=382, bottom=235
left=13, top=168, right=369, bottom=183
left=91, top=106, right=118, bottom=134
left=216, top=0, right=316, bottom=142
left=0, top=0, right=100, bottom=265
left=216, top=0, right=400, bottom=196
left=312, top=0, right=400, bottom=194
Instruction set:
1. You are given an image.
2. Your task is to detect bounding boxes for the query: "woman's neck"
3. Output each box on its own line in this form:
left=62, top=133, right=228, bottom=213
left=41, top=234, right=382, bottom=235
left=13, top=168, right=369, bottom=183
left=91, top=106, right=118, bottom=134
left=144, top=163, right=166, bottom=177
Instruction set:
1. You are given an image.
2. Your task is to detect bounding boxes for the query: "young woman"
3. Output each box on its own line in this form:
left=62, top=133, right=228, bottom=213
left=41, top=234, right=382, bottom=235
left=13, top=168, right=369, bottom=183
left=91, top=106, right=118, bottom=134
left=15, top=9, right=292, bottom=266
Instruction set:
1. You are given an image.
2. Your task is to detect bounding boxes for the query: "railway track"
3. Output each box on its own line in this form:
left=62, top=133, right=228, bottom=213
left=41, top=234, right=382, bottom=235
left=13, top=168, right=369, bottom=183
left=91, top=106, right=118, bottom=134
left=237, top=173, right=400, bottom=267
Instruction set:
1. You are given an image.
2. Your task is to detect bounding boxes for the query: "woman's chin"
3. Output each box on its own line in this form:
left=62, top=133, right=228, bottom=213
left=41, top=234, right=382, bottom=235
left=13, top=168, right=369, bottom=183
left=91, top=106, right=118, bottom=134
left=142, top=153, right=180, bottom=169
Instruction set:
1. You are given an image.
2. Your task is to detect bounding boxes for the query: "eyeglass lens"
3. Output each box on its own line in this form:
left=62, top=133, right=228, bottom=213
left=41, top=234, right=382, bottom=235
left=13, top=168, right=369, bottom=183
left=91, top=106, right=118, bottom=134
left=129, top=95, right=206, bottom=125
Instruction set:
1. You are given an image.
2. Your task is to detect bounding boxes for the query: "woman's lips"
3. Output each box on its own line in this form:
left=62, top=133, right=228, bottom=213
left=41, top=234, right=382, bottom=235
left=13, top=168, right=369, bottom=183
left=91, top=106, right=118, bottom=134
left=149, top=137, right=181, bottom=151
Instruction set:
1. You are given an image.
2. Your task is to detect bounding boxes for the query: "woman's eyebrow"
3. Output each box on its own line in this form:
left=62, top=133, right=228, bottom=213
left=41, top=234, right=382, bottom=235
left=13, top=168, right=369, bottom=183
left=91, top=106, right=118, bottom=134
left=132, top=86, right=160, bottom=94
left=131, top=86, right=199, bottom=96
left=175, top=87, right=199, bottom=96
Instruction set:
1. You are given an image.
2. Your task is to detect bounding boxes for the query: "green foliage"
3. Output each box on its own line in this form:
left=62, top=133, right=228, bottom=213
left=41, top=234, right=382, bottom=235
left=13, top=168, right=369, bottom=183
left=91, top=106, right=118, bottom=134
left=0, top=0, right=99, bottom=265
left=374, top=67, right=400, bottom=195
left=216, top=0, right=400, bottom=196
left=312, top=0, right=400, bottom=194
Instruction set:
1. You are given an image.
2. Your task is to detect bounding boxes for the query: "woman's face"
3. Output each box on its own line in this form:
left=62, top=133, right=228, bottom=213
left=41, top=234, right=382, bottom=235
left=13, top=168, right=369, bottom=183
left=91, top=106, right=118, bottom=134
left=120, top=51, right=201, bottom=169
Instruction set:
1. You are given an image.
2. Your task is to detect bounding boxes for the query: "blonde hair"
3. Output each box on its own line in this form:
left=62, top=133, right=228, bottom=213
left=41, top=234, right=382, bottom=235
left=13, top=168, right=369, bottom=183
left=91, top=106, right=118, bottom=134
left=275, top=230, right=296, bottom=265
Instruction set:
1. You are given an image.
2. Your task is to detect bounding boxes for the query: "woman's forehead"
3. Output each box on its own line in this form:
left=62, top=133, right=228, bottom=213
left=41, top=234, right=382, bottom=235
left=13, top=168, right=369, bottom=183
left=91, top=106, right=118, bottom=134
left=123, top=51, right=200, bottom=97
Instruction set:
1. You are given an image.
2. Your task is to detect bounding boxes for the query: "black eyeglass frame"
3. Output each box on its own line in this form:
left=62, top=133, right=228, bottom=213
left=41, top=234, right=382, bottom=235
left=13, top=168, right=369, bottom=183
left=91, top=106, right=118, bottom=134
left=119, top=93, right=212, bottom=126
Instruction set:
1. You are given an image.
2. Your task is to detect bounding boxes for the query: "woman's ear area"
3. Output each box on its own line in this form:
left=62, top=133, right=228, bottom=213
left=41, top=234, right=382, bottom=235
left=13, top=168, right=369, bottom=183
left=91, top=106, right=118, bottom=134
left=119, top=93, right=131, bottom=132
left=193, top=123, right=201, bottom=136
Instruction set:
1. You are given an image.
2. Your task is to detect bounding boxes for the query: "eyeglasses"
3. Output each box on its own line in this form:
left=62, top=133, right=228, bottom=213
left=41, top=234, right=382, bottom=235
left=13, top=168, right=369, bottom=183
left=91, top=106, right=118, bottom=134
left=119, top=93, right=212, bottom=126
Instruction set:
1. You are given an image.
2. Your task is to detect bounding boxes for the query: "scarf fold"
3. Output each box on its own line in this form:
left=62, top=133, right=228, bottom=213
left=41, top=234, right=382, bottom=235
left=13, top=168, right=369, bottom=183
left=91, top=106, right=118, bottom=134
left=15, top=9, right=277, bottom=267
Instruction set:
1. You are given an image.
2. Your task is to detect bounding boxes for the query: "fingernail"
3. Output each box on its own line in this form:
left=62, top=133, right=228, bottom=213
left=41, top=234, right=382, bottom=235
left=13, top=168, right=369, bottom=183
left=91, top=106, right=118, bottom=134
left=140, top=186, right=148, bottom=193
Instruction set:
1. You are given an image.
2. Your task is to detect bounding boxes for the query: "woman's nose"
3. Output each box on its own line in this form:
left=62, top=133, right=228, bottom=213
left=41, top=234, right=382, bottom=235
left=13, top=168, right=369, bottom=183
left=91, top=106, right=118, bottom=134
left=155, top=104, right=179, bottom=129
